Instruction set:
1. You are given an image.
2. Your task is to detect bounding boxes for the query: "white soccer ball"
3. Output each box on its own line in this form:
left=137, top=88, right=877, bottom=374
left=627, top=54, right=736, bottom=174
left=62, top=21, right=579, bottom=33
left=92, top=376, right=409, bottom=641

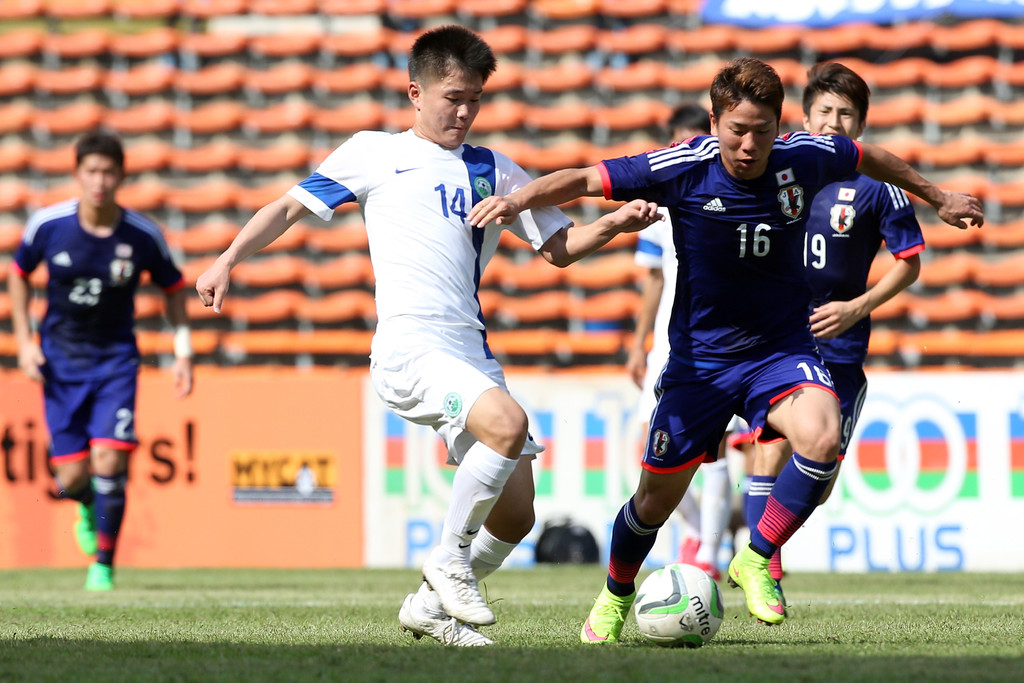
left=633, top=563, right=725, bottom=647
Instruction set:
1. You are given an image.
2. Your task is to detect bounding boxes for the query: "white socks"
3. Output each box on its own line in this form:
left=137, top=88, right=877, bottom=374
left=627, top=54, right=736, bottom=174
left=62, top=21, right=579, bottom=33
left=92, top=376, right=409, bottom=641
left=695, top=458, right=731, bottom=567
left=418, top=526, right=517, bottom=616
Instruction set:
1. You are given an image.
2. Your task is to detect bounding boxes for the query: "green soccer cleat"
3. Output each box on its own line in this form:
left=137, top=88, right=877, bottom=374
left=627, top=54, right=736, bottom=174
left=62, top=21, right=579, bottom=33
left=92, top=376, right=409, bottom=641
left=727, top=546, right=786, bottom=625
left=85, top=562, right=114, bottom=591
left=580, top=584, right=635, bottom=644
left=74, top=502, right=98, bottom=556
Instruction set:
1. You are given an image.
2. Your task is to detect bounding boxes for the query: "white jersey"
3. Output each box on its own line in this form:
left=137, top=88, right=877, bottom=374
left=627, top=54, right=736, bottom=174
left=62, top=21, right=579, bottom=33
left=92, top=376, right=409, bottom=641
left=288, top=129, right=571, bottom=359
left=634, top=210, right=676, bottom=366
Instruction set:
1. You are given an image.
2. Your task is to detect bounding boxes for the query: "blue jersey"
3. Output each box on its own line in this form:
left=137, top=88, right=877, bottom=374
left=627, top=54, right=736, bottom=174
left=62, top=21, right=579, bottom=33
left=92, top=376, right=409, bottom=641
left=804, top=173, right=924, bottom=364
left=13, top=199, right=184, bottom=381
left=600, top=132, right=861, bottom=364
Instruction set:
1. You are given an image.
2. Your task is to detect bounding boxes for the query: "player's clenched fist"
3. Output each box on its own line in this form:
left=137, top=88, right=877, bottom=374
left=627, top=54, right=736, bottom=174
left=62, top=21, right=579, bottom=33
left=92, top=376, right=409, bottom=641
left=195, top=260, right=231, bottom=314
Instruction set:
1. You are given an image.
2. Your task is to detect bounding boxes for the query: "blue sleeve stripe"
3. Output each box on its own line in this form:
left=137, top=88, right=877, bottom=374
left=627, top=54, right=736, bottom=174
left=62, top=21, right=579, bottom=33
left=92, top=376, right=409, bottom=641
left=636, top=238, right=663, bottom=257
left=297, top=173, right=356, bottom=210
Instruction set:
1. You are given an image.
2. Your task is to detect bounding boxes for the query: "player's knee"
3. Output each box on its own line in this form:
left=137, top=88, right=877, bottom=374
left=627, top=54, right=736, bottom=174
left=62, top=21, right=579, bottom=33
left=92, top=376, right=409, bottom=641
left=486, top=406, right=530, bottom=457
left=632, top=489, right=674, bottom=527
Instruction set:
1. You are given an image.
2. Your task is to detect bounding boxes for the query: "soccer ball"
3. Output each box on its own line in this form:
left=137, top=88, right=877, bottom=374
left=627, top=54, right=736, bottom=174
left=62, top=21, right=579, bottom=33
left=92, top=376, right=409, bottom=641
left=634, top=563, right=725, bottom=647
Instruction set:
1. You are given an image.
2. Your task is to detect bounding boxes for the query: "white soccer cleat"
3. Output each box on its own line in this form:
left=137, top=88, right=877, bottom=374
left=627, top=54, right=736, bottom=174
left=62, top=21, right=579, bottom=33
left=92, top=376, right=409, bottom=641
left=421, top=556, right=496, bottom=626
left=398, top=593, right=494, bottom=647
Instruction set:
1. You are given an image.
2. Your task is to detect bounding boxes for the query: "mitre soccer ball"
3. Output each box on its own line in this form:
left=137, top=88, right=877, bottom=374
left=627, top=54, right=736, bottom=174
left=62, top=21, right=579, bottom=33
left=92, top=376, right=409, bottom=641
left=633, top=563, right=725, bottom=647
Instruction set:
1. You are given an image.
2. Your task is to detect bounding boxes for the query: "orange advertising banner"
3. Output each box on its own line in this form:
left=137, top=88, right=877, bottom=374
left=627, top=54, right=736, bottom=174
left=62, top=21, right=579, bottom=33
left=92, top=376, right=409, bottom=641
left=0, top=367, right=366, bottom=568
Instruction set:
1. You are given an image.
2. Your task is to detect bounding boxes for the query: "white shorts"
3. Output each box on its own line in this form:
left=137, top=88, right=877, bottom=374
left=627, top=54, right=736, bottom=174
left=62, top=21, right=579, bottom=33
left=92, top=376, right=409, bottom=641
left=370, top=346, right=543, bottom=465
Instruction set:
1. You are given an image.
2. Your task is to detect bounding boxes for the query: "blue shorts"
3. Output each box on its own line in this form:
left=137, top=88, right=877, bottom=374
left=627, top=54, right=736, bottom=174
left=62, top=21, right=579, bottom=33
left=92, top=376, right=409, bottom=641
left=825, top=361, right=867, bottom=459
left=643, top=347, right=838, bottom=472
left=43, top=367, right=139, bottom=464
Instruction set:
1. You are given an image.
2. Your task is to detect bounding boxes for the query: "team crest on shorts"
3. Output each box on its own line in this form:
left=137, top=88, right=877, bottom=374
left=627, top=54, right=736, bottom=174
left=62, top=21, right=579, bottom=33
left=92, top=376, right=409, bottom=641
left=473, top=177, right=493, bottom=199
left=652, top=429, right=670, bottom=457
left=443, top=392, right=463, bottom=418
left=778, top=185, right=805, bottom=220
left=830, top=204, right=857, bottom=234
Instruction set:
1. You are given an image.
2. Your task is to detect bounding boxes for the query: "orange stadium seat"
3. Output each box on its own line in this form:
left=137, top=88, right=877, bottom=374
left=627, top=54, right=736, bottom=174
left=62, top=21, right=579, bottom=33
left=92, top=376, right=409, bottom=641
left=0, top=102, right=35, bottom=137
left=0, top=0, right=43, bottom=21
left=904, top=289, right=984, bottom=326
left=472, top=100, right=528, bottom=133
left=0, top=143, right=31, bottom=174
left=523, top=61, right=594, bottom=94
left=164, top=180, right=241, bottom=214
left=35, top=65, right=104, bottom=97
left=555, top=330, right=625, bottom=361
left=459, top=0, right=528, bottom=22
left=28, top=144, right=75, bottom=175
left=382, top=106, right=416, bottom=132
left=175, top=101, right=246, bottom=135
left=860, top=58, right=930, bottom=91
left=973, top=252, right=1024, bottom=289
left=530, top=0, right=599, bottom=22
left=33, top=101, right=105, bottom=137
left=661, top=59, right=725, bottom=94
left=918, top=221, right=981, bottom=250
left=388, top=0, right=457, bottom=19
left=486, top=329, right=558, bottom=358
left=594, top=60, right=665, bottom=93
left=0, top=182, right=33, bottom=213
left=865, top=21, right=934, bottom=53
left=111, top=0, right=180, bottom=20
left=295, top=289, right=377, bottom=326
left=104, top=100, right=176, bottom=135
left=170, top=141, right=241, bottom=173
left=108, top=27, right=180, bottom=61
left=495, top=290, right=572, bottom=325
left=915, top=138, right=988, bottom=168
left=930, top=19, right=1002, bottom=55
left=665, top=25, right=736, bottom=55
left=227, top=290, right=308, bottom=327
left=0, top=28, right=43, bottom=60
left=575, top=289, right=641, bottom=324
left=312, top=101, right=385, bottom=135
left=0, top=223, right=24, bottom=253
left=249, top=0, right=317, bottom=14
left=0, top=63, right=35, bottom=99
left=220, top=329, right=373, bottom=359
left=166, top=221, right=239, bottom=255
left=478, top=289, right=502, bottom=318
left=133, top=292, right=167, bottom=323
left=319, top=29, right=393, bottom=61
left=496, top=255, right=568, bottom=291
left=992, top=98, right=1024, bottom=126
left=302, top=254, right=375, bottom=291
left=526, top=24, right=598, bottom=55
left=178, top=32, right=249, bottom=63
left=596, top=24, right=668, bottom=56
left=917, top=252, right=980, bottom=288
left=234, top=180, right=296, bottom=213
left=586, top=139, right=660, bottom=163
left=117, top=181, right=166, bottom=212
left=564, top=252, right=639, bottom=291
left=179, top=0, right=248, bottom=20
left=592, top=99, right=672, bottom=131
left=137, top=329, right=220, bottom=358
left=980, top=219, right=1024, bottom=249
left=248, top=33, right=321, bottom=61
left=304, top=223, right=369, bottom=254
left=44, top=0, right=111, bottom=20
left=484, top=61, right=524, bottom=93
left=867, top=95, right=925, bottom=128
left=256, top=223, right=308, bottom=254
left=996, top=21, right=1024, bottom=54
left=477, top=24, right=528, bottom=55
left=732, top=26, right=802, bottom=57
left=42, top=29, right=110, bottom=61
left=925, top=55, right=997, bottom=90
left=598, top=0, right=666, bottom=19
left=523, top=102, right=593, bottom=131
left=238, top=142, right=311, bottom=174
left=318, top=0, right=386, bottom=14
left=768, top=58, right=807, bottom=88
left=30, top=182, right=77, bottom=208
left=312, top=63, right=384, bottom=96
left=530, top=141, right=596, bottom=172
left=985, top=178, right=1024, bottom=210
left=231, top=255, right=307, bottom=289
left=977, top=290, right=1024, bottom=323
left=993, top=60, right=1024, bottom=92
left=866, top=328, right=901, bottom=356
left=380, top=67, right=413, bottom=94
left=104, top=63, right=176, bottom=99
left=244, top=62, right=316, bottom=97
left=870, top=291, right=909, bottom=322
left=174, top=62, right=246, bottom=98
left=799, top=23, right=873, bottom=56
left=875, top=137, right=925, bottom=164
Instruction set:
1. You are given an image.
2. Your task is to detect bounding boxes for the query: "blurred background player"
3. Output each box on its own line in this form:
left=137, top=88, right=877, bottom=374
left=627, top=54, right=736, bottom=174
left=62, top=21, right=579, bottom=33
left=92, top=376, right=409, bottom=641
left=469, top=57, right=980, bottom=637
left=627, top=102, right=732, bottom=579
left=746, top=62, right=925, bottom=602
left=8, top=131, right=194, bottom=591
left=195, top=25, right=659, bottom=646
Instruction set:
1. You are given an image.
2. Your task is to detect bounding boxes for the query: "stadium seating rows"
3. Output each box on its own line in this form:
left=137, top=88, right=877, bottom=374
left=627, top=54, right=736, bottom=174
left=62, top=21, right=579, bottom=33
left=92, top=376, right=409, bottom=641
left=3, top=6, right=1024, bottom=369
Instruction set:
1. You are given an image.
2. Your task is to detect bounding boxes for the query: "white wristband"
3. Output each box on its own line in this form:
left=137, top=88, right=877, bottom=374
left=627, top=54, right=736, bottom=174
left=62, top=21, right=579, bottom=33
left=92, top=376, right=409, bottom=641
left=173, top=325, right=193, bottom=359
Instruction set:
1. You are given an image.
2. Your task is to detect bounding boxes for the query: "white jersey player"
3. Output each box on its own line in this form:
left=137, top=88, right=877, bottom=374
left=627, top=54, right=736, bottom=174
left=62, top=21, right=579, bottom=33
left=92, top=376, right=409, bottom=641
left=196, top=25, right=660, bottom=646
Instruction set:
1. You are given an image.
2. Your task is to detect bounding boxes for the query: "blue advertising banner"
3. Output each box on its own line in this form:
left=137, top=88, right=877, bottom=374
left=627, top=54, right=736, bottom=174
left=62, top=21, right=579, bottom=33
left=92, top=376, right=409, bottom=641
left=702, top=0, right=1024, bottom=28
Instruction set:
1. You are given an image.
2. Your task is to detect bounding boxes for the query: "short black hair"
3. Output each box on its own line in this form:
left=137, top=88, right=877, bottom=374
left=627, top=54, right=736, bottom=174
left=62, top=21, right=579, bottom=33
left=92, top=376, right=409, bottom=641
left=75, top=131, right=124, bottom=170
left=666, top=102, right=711, bottom=138
left=408, top=25, right=496, bottom=86
left=803, top=62, right=871, bottom=125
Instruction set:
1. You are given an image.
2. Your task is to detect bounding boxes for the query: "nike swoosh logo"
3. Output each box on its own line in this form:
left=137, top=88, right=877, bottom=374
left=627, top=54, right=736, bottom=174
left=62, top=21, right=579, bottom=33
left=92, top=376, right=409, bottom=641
left=458, top=542, right=472, bottom=549
left=395, top=167, right=419, bottom=174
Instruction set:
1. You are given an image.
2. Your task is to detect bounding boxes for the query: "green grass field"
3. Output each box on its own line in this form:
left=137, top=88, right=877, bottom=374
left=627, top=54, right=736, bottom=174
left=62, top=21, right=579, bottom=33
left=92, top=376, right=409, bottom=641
left=2, top=567, right=1022, bottom=682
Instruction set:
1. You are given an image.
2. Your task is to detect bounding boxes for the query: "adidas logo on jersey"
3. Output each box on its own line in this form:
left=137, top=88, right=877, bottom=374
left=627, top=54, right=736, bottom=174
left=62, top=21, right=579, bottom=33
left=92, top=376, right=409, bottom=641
left=52, top=251, right=72, bottom=267
left=702, top=197, right=726, bottom=212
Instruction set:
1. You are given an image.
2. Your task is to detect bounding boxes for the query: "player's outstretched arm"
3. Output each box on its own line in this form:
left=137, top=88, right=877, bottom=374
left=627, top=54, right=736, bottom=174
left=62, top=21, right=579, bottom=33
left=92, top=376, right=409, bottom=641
left=196, top=195, right=311, bottom=313
left=539, top=199, right=661, bottom=268
left=810, top=254, right=920, bottom=339
left=164, top=288, right=194, bottom=398
left=469, top=167, right=604, bottom=228
left=858, top=143, right=984, bottom=229
left=7, top=268, right=45, bottom=382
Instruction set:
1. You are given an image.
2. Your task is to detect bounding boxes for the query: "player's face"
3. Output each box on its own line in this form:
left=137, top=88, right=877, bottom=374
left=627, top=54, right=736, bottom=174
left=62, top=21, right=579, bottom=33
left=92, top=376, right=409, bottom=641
left=74, top=153, right=123, bottom=209
left=710, top=99, right=779, bottom=180
left=803, top=91, right=864, bottom=139
left=409, top=68, right=483, bottom=150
